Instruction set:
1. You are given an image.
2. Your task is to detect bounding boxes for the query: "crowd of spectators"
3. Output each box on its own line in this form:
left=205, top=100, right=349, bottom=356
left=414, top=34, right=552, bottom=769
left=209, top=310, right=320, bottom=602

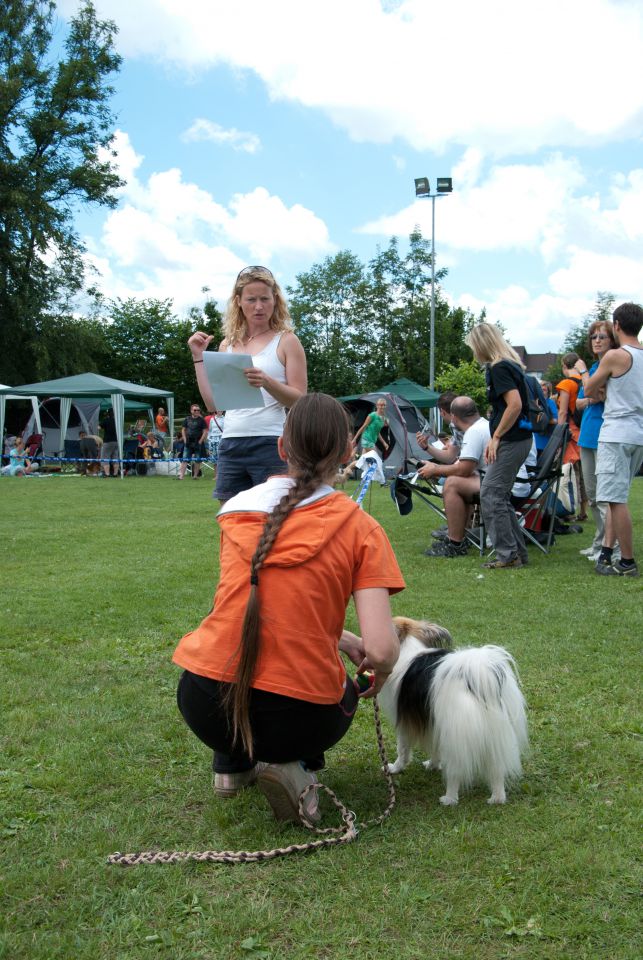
left=407, top=308, right=642, bottom=577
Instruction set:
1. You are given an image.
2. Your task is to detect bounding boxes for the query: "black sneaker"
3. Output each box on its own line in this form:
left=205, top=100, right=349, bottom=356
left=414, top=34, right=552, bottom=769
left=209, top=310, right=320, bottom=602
left=431, top=526, right=449, bottom=541
left=611, top=559, right=639, bottom=577
left=424, top=539, right=468, bottom=558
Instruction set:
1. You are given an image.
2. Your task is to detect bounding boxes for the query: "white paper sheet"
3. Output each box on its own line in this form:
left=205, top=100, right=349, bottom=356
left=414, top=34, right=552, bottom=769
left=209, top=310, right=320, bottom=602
left=202, top=352, right=266, bottom=410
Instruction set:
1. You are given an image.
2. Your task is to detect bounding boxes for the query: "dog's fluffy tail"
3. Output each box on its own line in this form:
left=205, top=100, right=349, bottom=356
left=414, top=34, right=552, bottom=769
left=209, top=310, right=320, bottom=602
left=431, top=645, right=528, bottom=789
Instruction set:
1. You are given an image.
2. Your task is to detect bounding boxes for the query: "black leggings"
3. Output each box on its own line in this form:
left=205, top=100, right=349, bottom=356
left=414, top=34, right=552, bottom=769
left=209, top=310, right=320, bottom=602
left=176, top=670, right=359, bottom=773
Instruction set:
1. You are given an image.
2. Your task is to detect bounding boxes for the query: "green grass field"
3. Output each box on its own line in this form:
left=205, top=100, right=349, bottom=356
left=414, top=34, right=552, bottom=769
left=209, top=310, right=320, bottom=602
left=1, top=474, right=641, bottom=959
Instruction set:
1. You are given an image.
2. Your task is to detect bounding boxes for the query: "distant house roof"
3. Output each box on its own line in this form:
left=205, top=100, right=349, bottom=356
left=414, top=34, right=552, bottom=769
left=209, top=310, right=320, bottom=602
left=513, top=346, right=558, bottom=375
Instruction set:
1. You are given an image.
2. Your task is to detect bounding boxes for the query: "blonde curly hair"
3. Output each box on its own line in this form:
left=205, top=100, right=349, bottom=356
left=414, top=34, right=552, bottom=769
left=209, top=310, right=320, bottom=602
left=223, top=266, right=293, bottom=345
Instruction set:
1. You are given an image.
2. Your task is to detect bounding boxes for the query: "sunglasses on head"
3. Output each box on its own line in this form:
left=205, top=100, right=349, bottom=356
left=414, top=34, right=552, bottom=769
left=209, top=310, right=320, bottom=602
left=236, top=265, right=275, bottom=282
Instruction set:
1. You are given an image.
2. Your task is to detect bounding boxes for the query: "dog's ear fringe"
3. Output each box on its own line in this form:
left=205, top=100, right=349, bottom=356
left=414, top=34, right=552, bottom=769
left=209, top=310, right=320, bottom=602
left=393, top=616, right=453, bottom=649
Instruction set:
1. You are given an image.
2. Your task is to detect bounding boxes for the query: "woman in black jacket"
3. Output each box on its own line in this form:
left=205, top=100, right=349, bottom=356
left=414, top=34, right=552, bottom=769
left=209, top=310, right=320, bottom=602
left=466, top=323, right=533, bottom=569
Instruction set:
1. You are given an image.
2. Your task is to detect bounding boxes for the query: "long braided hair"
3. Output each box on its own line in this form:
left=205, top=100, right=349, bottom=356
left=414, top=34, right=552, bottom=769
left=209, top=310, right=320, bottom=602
left=224, top=393, right=352, bottom=757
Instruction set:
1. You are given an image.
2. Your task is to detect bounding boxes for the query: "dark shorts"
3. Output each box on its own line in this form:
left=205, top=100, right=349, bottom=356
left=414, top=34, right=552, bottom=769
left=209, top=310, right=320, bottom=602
left=182, top=440, right=204, bottom=461
left=214, top=436, right=287, bottom=501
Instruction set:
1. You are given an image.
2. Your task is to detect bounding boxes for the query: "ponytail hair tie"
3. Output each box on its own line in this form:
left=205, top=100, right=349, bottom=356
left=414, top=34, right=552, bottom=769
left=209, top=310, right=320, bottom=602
left=250, top=573, right=259, bottom=586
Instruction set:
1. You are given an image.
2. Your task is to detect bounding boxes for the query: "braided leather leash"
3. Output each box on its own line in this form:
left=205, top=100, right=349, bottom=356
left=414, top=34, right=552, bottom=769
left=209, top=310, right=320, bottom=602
left=108, top=696, right=395, bottom=866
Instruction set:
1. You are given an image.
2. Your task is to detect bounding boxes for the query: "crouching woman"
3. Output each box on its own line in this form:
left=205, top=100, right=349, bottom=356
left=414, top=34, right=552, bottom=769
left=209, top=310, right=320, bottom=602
left=172, top=393, right=404, bottom=824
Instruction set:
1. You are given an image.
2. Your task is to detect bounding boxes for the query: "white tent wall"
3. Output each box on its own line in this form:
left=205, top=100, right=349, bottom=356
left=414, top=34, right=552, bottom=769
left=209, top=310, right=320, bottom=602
left=0, top=387, right=42, bottom=454
left=111, top=393, right=125, bottom=477
left=22, top=399, right=100, bottom=458
left=10, top=374, right=173, bottom=474
left=23, top=396, right=171, bottom=472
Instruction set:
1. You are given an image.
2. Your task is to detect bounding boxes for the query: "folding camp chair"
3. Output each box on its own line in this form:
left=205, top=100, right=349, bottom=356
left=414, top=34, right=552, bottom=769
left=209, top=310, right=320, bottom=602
left=122, top=437, right=142, bottom=475
left=391, top=470, right=487, bottom=554
left=62, top=439, right=81, bottom=473
left=514, top=423, right=569, bottom=554
left=25, top=433, right=43, bottom=462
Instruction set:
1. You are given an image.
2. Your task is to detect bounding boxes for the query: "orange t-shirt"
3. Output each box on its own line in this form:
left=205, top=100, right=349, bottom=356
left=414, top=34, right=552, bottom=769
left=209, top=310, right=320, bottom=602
left=173, top=481, right=405, bottom=704
left=556, top=376, right=581, bottom=460
left=155, top=414, right=168, bottom=433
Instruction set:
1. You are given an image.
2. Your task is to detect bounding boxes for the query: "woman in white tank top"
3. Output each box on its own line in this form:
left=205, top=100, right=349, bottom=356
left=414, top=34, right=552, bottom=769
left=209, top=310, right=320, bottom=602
left=188, top=266, right=308, bottom=501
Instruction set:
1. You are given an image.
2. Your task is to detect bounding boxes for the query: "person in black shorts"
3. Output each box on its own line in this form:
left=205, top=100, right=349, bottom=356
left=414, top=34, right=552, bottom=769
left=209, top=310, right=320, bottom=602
left=179, top=404, right=207, bottom=480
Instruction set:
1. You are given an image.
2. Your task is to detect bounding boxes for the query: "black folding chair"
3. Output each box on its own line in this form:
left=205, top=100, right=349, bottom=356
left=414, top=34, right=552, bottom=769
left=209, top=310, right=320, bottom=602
left=514, top=423, right=569, bottom=554
left=391, top=469, right=487, bottom=554
left=62, top=439, right=81, bottom=474
left=122, top=438, right=141, bottom=475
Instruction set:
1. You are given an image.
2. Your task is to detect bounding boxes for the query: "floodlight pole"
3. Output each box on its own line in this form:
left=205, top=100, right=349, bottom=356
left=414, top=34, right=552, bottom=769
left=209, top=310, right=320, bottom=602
left=414, top=176, right=452, bottom=393
left=430, top=193, right=436, bottom=391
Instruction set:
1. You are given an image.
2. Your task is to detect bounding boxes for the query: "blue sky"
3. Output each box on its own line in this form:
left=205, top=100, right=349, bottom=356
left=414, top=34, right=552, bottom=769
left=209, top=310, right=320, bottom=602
left=59, top=0, right=643, bottom=353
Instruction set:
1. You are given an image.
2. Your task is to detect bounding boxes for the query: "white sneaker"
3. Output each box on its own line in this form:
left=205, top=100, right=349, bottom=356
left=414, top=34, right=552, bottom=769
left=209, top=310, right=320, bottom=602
left=257, top=761, right=320, bottom=825
left=214, top=762, right=267, bottom=798
left=579, top=546, right=596, bottom=556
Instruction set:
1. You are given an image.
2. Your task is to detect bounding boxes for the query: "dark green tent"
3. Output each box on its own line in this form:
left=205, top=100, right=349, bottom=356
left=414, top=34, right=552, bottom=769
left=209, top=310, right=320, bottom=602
left=339, top=377, right=439, bottom=408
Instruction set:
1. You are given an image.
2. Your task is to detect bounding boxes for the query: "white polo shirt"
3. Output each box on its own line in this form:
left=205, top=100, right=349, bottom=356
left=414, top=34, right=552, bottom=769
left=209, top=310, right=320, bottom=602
left=458, top=417, right=491, bottom=473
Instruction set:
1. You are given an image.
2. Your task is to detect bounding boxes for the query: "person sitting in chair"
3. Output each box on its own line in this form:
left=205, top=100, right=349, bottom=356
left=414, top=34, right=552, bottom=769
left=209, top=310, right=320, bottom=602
left=418, top=397, right=490, bottom=558
left=1, top=437, right=36, bottom=476
left=142, top=432, right=163, bottom=460
left=416, top=391, right=463, bottom=465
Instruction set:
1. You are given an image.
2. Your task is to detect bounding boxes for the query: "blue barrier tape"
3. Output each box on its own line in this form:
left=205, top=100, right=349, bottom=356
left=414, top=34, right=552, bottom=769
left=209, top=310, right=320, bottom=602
left=27, top=455, right=213, bottom=464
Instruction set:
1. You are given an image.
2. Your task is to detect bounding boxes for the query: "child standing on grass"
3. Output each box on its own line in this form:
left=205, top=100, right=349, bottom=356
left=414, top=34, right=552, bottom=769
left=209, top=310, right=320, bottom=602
left=173, top=393, right=404, bottom=825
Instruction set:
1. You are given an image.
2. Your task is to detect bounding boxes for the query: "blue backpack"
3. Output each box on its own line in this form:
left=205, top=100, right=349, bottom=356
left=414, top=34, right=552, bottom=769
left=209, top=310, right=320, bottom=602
left=525, top=376, right=550, bottom=434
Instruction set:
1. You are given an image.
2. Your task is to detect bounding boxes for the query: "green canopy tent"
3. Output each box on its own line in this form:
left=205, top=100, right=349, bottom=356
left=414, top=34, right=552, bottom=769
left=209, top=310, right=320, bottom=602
left=338, top=377, right=440, bottom=409
left=11, top=373, right=173, bottom=477
left=337, top=380, right=439, bottom=476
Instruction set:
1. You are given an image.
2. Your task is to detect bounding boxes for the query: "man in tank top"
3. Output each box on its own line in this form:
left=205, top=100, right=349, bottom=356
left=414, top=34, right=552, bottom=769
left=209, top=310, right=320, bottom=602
left=581, top=302, right=643, bottom=577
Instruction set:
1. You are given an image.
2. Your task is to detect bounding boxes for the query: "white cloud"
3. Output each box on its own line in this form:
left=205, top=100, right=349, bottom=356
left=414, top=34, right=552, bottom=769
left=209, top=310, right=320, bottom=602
left=359, top=150, right=643, bottom=347
left=360, top=152, right=588, bottom=254
left=549, top=248, right=643, bottom=298
left=61, top=0, right=643, bottom=155
left=453, top=287, right=596, bottom=353
left=181, top=119, right=261, bottom=153
left=225, top=188, right=333, bottom=262
left=89, top=131, right=333, bottom=308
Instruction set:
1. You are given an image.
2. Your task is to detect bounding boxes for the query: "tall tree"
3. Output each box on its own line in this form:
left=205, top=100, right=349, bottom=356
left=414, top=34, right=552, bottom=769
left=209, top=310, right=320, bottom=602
left=367, top=229, right=474, bottom=388
left=436, top=359, right=488, bottom=413
left=0, top=0, right=122, bottom=385
left=101, top=296, right=223, bottom=415
left=288, top=230, right=476, bottom=395
left=545, top=291, right=615, bottom=384
left=287, top=251, right=371, bottom=396
left=34, top=312, right=109, bottom=378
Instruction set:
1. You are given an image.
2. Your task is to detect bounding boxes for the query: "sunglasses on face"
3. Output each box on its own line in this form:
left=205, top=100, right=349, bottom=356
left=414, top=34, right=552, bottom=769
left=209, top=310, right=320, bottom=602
left=236, top=265, right=275, bottom=282
left=590, top=334, right=610, bottom=341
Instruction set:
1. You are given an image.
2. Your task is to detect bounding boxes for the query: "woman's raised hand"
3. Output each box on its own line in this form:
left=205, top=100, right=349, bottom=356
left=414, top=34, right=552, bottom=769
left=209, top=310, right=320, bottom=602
left=188, top=331, right=215, bottom=359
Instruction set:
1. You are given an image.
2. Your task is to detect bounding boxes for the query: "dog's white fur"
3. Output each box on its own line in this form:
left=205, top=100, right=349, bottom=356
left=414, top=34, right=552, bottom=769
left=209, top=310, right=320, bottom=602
left=377, top=617, right=528, bottom=805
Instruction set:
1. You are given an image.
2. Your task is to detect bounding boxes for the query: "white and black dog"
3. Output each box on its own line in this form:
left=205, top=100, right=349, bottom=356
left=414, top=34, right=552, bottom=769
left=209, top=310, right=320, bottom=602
left=377, top=617, right=528, bottom=805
